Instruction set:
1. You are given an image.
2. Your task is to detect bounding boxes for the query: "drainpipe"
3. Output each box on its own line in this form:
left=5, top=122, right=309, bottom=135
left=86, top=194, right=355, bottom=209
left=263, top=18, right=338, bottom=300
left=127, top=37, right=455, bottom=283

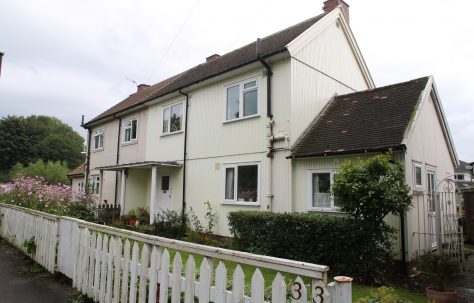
left=113, top=115, right=122, bottom=207
left=82, top=124, right=92, bottom=194
left=399, top=211, right=407, bottom=275
left=179, top=90, right=189, bottom=225
left=256, top=38, right=275, bottom=211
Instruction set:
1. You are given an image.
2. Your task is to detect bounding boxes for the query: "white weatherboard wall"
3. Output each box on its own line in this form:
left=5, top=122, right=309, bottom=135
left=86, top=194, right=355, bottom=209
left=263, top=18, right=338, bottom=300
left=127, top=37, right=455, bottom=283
left=119, top=110, right=148, bottom=165
left=404, top=91, right=456, bottom=260
left=289, top=16, right=371, bottom=145
left=145, top=95, right=185, bottom=162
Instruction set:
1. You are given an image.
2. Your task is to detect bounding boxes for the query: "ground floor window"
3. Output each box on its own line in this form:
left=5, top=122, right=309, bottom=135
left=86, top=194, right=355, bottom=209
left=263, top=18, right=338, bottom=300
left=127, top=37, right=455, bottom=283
left=223, top=162, right=259, bottom=204
left=91, top=175, right=100, bottom=194
left=308, top=170, right=338, bottom=210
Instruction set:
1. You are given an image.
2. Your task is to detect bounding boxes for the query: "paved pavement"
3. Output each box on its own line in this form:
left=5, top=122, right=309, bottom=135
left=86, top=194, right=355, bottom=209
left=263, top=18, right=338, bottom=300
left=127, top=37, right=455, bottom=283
left=0, top=239, right=75, bottom=303
left=449, top=244, right=474, bottom=303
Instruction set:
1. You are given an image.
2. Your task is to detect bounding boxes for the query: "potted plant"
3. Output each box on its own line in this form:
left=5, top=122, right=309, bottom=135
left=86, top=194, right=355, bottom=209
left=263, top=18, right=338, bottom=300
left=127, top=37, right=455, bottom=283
left=126, top=209, right=137, bottom=225
left=416, top=252, right=459, bottom=303
left=136, top=207, right=150, bottom=225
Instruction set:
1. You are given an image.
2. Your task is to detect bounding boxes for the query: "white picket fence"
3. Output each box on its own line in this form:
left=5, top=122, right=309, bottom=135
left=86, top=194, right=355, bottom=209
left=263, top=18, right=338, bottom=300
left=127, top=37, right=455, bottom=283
left=0, top=204, right=353, bottom=303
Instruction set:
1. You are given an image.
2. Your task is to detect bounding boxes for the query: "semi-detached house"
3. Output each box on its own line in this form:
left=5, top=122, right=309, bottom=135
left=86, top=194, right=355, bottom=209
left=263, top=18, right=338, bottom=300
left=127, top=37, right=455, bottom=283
left=83, top=0, right=459, bottom=261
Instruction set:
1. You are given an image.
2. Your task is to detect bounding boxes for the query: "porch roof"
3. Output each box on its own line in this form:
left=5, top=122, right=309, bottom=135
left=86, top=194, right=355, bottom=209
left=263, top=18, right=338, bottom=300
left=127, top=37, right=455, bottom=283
left=95, top=161, right=182, bottom=171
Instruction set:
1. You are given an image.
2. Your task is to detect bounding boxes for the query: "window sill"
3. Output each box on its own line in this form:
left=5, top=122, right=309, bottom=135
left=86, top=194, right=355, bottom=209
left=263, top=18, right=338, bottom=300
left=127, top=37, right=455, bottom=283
left=223, top=114, right=260, bottom=124
left=121, top=140, right=138, bottom=147
left=92, top=148, right=104, bottom=153
left=222, top=201, right=260, bottom=207
left=161, top=130, right=184, bottom=137
left=413, top=189, right=424, bottom=195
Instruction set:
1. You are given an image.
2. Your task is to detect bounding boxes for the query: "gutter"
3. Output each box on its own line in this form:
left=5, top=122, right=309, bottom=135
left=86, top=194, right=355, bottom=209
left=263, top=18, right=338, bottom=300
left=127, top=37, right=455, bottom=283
left=179, top=90, right=189, bottom=224
left=287, top=144, right=407, bottom=159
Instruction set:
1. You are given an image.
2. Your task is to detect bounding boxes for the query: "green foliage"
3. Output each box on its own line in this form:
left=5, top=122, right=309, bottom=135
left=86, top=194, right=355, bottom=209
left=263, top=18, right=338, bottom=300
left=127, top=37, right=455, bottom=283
left=188, top=201, right=218, bottom=245
left=65, top=201, right=97, bottom=222
left=332, top=153, right=412, bottom=223
left=228, top=211, right=393, bottom=284
left=10, top=160, right=70, bottom=185
left=355, top=286, right=411, bottom=303
left=23, top=236, right=36, bottom=255
left=0, top=115, right=84, bottom=181
left=416, top=253, right=459, bottom=291
left=150, top=209, right=188, bottom=239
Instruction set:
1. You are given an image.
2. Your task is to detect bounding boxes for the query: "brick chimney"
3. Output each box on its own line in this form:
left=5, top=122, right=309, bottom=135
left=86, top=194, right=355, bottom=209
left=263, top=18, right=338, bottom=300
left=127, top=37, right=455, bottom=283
left=137, top=84, right=150, bottom=93
left=323, top=0, right=349, bottom=23
left=206, top=54, right=221, bottom=62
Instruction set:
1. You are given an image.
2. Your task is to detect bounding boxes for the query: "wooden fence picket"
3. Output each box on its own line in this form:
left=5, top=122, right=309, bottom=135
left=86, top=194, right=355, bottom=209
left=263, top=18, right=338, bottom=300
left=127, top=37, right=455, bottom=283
left=148, top=245, right=160, bottom=303
left=171, top=251, right=182, bottom=303
left=272, top=273, right=287, bottom=303
left=159, top=249, right=170, bottom=303
left=251, top=268, right=264, bottom=303
left=232, top=264, right=245, bottom=302
left=99, top=234, right=109, bottom=303
left=199, top=257, right=211, bottom=303
left=129, top=241, right=139, bottom=303
left=94, top=233, right=103, bottom=302
left=291, top=276, right=308, bottom=303
left=88, top=231, right=97, bottom=298
left=138, top=244, right=150, bottom=303
left=184, top=255, right=196, bottom=303
left=214, top=261, right=227, bottom=303
left=121, top=239, right=131, bottom=303
left=106, top=236, right=115, bottom=303
left=113, top=238, right=122, bottom=303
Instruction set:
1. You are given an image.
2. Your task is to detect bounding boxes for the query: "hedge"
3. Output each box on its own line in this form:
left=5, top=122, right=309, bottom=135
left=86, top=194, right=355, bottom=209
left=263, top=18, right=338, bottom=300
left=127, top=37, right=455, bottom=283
left=228, top=211, right=393, bottom=283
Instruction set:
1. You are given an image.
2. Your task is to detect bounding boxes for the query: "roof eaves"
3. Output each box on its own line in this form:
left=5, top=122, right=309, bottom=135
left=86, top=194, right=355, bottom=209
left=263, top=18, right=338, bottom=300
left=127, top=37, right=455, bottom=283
left=289, top=144, right=406, bottom=159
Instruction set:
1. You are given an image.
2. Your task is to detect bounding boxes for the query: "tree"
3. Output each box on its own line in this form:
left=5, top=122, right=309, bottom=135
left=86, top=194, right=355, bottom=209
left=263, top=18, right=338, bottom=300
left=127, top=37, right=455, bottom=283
left=0, top=115, right=84, bottom=181
left=332, top=153, right=412, bottom=225
left=10, top=160, right=70, bottom=185
left=331, top=153, right=413, bottom=283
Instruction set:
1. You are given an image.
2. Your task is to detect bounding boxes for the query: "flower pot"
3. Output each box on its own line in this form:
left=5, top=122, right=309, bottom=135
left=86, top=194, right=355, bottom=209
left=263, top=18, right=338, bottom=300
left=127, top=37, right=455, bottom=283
left=426, top=287, right=457, bottom=303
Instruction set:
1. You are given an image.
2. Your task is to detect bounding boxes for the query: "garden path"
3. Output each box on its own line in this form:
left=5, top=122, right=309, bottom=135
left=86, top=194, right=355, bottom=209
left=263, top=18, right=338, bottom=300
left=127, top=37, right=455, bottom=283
left=449, top=244, right=474, bottom=303
left=0, top=239, right=75, bottom=303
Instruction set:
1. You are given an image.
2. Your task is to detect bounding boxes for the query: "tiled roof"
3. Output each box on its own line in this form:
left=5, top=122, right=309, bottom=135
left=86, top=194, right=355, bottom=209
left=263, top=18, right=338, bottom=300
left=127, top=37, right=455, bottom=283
left=84, top=13, right=327, bottom=126
left=455, top=160, right=472, bottom=173
left=291, top=76, right=430, bottom=158
left=68, top=164, right=85, bottom=177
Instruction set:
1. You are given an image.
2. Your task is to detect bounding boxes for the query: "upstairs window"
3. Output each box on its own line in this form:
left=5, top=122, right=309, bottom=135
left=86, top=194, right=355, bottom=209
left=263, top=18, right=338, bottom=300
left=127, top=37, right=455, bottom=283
left=123, top=118, right=138, bottom=143
left=162, top=101, right=184, bottom=134
left=225, top=78, right=258, bottom=121
left=455, top=174, right=464, bottom=181
left=93, top=128, right=104, bottom=150
left=223, top=162, right=259, bottom=204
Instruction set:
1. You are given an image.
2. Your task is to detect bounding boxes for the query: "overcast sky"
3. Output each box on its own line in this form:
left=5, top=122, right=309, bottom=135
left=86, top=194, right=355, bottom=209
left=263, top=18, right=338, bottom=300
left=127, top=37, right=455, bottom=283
left=0, top=0, right=473, bottom=161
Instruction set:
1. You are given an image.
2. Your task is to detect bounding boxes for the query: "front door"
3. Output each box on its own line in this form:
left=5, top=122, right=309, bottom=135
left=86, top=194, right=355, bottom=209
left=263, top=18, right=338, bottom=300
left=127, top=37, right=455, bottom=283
left=427, top=170, right=437, bottom=248
left=157, top=174, right=173, bottom=212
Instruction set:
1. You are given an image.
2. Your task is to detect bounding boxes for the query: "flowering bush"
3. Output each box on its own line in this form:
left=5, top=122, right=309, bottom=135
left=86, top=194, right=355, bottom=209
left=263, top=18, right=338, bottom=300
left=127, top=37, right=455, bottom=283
left=0, top=176, right=97, bottom=220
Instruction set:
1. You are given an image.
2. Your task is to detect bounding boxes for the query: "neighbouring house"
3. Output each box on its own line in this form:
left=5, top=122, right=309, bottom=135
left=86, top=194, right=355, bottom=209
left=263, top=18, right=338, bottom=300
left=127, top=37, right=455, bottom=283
left=82, top=0, right=459, bottom=261
left=454, top=161, right=474, bottom=243
left=67, top=163, right=86, bottom=195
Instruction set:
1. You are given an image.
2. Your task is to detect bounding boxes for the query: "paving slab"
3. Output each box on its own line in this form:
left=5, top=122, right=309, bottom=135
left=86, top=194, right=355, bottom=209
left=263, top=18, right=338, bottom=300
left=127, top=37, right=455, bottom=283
left=0, top=239, right=75, bottom=303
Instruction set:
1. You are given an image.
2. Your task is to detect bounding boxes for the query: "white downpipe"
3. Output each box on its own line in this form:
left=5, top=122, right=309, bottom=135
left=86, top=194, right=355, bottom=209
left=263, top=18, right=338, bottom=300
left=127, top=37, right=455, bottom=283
left=149, top=166, right=157, bottom=224
left=120, top=169, right=126, bottom=214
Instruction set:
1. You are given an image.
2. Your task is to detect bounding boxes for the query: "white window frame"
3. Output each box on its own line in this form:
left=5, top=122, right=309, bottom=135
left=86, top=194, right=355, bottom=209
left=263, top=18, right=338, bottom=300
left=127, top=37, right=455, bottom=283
left=91, top=175, right=100, bottom=194
left=413, top=162, right=423, bottom=191
left=307, top=169, right=338, bottom=211
left=122, top=117, right=138, bottom=144
left=161, top=100, right=185, bottom=136
left=93, top=128, right=104, bottom=151
left=222, top=162, right=260, bottom=206
left=223, top=77, right=259, bottom=122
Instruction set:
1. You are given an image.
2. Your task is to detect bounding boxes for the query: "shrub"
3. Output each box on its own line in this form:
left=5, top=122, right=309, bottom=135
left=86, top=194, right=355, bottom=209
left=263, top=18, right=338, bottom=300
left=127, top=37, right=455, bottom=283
left=228, top=211, right=393, bottom=283
left=355, top=286, right=410, bottom=303
left=0, top=175, right=96, bottom=220
left=416, top=253, right=459, bottom=291
left=150, top=209, right=188, bottom=239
